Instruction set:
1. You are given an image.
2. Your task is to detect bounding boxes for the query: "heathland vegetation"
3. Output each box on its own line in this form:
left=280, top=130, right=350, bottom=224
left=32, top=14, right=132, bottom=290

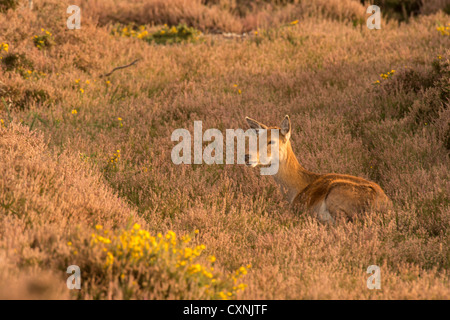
left=0, top=0, right=449, bottom=299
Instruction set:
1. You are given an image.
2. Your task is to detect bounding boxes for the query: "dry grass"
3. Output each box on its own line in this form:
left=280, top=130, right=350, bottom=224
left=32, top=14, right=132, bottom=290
left=81, top=0, right=368, bottom=33
left=0, top=0, right=449, bottom=299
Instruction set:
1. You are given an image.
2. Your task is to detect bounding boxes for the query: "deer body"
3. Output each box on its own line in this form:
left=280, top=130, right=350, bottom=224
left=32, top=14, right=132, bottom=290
left=245, top=115, right=390, bottom=223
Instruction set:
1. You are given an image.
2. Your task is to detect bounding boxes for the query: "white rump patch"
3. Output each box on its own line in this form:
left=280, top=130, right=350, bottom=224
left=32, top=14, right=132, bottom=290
left=313, top=201, right=335, bottom=224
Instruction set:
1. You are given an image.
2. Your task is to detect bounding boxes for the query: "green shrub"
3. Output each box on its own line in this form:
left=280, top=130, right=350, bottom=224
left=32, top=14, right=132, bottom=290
left=32, top=29, right=54, bottom=50
left=113, top=24, right=202, bottom=45
left=444, top=3, right=450, bottom=15
left=148, top=24, right=202, bottom=44
left=370, top=0, right=422, bottom=21
left=22, top=89, right=50, bottom=107
left=1, top=53, right=34, bottom=72
left=0, top=0, right=19, bottom=13
left=0, top=85, right=50, bottom=111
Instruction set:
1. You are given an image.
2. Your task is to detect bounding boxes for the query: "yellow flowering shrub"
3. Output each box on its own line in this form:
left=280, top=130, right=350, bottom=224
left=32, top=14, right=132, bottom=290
left=112, top=24, right=202, bottom=45
left=72, top=78, right=92, bottom=94
left=69, top=224, right=248, bottom=299
left=112, top=25, right=149, bottom=39
left=21, top=69, right=47, bottom=80
left=150, top=24, right=202, bottom=44
left=436, top=23, right=450, bottom=36
left=0, top=42, right=8, bottom=53
left=107, top=149, right=120, bottom=169
left=33, top=29, right=54, bottom=50
left=373, top=69, right=395, bottom=84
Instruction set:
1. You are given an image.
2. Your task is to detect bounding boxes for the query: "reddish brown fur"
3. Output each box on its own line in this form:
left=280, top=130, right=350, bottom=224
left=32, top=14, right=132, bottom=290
left=294, top=173, right=391, bottom=221
left=246, top=116, right=391, bottom=222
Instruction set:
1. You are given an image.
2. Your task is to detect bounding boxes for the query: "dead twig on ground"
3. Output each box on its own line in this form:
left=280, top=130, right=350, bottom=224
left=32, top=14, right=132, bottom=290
left=100, top=59, right=140, bottom=78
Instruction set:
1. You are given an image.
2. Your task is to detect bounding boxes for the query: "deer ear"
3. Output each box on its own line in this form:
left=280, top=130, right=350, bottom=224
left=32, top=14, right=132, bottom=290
left=246, top=117, right=267, bottom=130
left=280, top=115, right=291, bottom=139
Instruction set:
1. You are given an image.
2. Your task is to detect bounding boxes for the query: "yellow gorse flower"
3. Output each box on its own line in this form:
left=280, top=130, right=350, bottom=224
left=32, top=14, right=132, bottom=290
left=0, top=43, right=9, bottom=52
left=436, top=24, right=450, bottom=36
left=115, top=25, right=148, bottom=38
left=109, top=149, right=121, bottom=168
left=113, top=23, right=201, bottom=44
left=375, top=69, right=395, bottom=84
left=106, top=251, right=114, bottom=266
left=33, top=29, right=53, bottom=50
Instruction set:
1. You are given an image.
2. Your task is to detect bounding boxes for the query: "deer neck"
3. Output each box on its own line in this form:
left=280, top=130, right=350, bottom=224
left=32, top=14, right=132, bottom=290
left=273, top=142, right=318, bottom=203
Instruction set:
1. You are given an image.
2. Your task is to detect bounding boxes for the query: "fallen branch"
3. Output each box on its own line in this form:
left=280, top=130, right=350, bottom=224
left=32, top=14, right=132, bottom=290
left=100, top=59, right=140, bottom=78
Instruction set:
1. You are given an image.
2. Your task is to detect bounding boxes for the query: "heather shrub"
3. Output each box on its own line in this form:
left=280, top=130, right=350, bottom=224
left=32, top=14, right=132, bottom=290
left=1, top=52, right=34, bottom=72
left=0, top=84, right=18, bottom=109
left=83, top=0, right=366, bottom=33
left=207, top=0, right=366, bottom=23
left=68, top=224, right=248, bottom=299
left=374, top=54, right=449, bottom=121
left=1, top=0, right=449, bottom=300
left=441, top=107, right=450, bottom=150
left=0, top=123, right=142, bottom=297
left=21, top=88, right=50, bottom=108
left=0, top=124, right=249, bottom=299
left=407, top=88, right=445, bottom=126
left=1, top=82, right=51, bottom=111
left=85, top=0, right=243, bottom=33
